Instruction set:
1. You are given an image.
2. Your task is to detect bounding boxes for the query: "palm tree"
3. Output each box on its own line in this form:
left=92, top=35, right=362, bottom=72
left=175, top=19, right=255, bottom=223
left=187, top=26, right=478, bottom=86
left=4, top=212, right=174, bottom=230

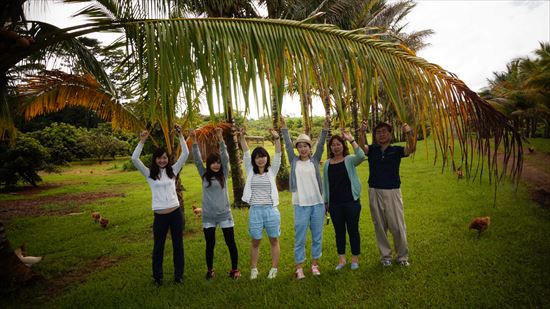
left=2, top=1, right=523, bottom=188
left=484, top=42, right=550, bottom=138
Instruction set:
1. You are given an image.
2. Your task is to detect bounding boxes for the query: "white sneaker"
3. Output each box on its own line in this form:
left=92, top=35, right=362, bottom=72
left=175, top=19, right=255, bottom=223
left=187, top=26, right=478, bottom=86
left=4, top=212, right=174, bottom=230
left=311, top=265, right=321, bottom=276
left=295, top=268, right=305, bottom=280
left=267, top=268, right=278, bottom=279
left=250, top=268, right=259, bottom=280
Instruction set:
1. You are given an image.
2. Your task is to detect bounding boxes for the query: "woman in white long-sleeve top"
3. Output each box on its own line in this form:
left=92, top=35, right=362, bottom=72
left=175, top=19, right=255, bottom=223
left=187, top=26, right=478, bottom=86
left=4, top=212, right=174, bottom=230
left=131, top=125, right=189, bottom=286
left=190, top=127, right=240, bottom=280
left=281, top=115, right=330, bottom=280
left=238, top=127, right=282, bottom=280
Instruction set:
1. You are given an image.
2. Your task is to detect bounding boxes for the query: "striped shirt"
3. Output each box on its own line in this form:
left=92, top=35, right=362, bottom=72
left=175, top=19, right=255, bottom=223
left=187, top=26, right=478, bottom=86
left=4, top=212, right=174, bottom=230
left=249, top=173, right=273, bottom=205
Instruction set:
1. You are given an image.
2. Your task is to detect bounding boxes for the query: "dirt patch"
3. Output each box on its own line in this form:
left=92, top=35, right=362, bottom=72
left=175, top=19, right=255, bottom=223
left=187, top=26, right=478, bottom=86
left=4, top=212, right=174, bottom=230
left=5, top=256, right=124, bottom=307
left=521, top=151, right=550, bottom=208
left=0, top=184, right=62, bottom=196
left=0, top=192, right=125, bottom=221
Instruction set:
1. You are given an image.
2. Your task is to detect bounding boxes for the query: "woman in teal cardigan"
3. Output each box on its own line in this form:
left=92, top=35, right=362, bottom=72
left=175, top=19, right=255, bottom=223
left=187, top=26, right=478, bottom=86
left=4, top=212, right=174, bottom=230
left=322, top=130, right=366, bottom=270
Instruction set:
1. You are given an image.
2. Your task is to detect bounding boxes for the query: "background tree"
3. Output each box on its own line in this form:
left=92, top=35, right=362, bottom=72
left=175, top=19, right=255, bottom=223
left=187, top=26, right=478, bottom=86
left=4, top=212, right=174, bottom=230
left=483, top=42, right=550, bottom=138
left=0, top=132, right=49, bottom=188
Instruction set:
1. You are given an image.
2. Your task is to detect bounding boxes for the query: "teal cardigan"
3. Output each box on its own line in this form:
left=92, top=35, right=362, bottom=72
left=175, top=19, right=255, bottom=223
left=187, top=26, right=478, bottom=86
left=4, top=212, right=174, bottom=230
left=322, top=146, right=366, bottom=204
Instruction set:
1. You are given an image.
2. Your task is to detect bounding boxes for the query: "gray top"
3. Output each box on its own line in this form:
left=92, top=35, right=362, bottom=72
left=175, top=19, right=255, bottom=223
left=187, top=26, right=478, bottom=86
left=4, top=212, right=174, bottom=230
left=192, top=141, right=232, bottom=224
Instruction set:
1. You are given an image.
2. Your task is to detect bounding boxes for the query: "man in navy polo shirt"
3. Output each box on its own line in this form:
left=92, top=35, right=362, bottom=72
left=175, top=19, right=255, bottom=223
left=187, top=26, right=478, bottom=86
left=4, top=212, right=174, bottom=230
left=358, top=121, right=416, bottom=267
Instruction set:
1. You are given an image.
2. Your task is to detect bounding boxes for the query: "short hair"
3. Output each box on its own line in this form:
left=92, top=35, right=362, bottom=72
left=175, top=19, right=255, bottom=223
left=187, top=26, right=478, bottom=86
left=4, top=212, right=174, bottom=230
left=373, top=122, right=393, bottom=134
left=328, top=135, right=350, bottom=158
left=251, top=147, right=271, bottom=174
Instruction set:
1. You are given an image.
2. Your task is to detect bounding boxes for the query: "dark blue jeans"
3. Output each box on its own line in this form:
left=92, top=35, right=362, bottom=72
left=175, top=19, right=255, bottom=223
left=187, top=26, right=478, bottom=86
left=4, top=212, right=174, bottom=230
left=153, top=208, right=184, bottom=281
left=329, top=200, right=361, bottom=256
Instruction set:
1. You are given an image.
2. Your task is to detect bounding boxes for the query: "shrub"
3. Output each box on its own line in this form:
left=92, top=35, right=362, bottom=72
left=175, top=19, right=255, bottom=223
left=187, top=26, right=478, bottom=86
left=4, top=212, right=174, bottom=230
left=0, top=133, right=49, bottom=188
left=122, top=154, right=152, bottom=171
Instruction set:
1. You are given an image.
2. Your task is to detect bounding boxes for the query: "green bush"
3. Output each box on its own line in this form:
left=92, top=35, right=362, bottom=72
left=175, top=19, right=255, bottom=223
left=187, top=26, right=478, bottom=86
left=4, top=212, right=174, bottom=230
left=28, top=122, right=86, bottom=165
left=122, top=154, right=152, bottom=171
left=0, top=133, right=49, bottom=188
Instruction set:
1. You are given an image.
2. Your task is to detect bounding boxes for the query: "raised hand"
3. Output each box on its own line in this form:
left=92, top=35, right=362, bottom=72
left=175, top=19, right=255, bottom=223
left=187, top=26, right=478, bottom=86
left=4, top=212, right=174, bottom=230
left=188, top=129, right=196, bottom=142
left=324, top=116, right=331, bottom=129
left=341, top=130, right=354, bottom=142
left=215, top=127, right=224, bottom=141
left=360, top=120, right=368, bottom=133
left=174, top=124, right=182, bottom=135
left=237, top=127, right=246, bottom=137
left=269, top=128, right=280, bottom=139
left=139, top=130, right=149, bottom=143
left=402, top=123, right=412, bottom=134
left=279, top=115, right=287, bottom=129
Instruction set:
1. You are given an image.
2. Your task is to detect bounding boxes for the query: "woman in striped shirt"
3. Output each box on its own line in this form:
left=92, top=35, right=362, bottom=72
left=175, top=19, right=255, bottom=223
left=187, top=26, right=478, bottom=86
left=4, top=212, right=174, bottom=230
left=238, top=127, right=282, bottom=280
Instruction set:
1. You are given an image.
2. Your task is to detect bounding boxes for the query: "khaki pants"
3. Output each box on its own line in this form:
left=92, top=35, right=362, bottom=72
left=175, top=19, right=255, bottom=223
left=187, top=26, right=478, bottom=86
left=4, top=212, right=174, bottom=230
left=368, top=188, right=409, bottom=262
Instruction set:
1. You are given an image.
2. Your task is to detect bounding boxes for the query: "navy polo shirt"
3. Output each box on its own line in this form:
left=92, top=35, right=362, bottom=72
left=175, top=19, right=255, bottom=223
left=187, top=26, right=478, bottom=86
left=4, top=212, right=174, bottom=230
left=367, top=144, right=407, bottom=189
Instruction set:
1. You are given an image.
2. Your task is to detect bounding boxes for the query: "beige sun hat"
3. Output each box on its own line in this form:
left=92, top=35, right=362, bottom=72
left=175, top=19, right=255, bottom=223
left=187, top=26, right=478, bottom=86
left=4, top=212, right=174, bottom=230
left=295, top=134, right=312, bottom=148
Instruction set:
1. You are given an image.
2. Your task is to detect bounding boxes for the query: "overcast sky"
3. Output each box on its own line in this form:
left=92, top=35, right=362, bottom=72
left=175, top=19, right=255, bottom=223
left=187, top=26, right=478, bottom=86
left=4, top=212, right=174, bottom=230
left=27, top=1, right=550, bottom=118
left=403, top=0, right=550, bottom=92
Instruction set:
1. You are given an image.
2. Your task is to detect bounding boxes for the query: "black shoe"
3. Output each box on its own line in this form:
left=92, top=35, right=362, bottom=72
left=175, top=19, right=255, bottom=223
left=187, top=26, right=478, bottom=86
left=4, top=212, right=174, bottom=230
left=205, top=269, right=215, bottom=280
left=153, top=278, right=163, bottom=286
left=174, top=277, right=183, bottom=284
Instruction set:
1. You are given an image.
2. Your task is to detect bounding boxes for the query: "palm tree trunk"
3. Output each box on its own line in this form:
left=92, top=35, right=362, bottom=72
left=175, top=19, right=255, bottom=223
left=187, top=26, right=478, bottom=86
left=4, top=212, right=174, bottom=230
left=175, top=174, right=185, bottom=230
left=300, top=90, right=312, bottom=136
left=351, top=96, right=359, bottom=141
left=0, top=222, right=42, bottom=286
left=224, top=109, right=246, bottom=207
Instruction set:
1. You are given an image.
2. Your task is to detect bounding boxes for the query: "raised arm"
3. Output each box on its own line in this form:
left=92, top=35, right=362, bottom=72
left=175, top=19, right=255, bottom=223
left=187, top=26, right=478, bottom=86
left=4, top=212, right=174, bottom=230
left=313, top=116, right=331, bottom=160
left=402, top=123, right=416, bottom=156
left=131, top=130, right=151, bottom=177
left=280, top=116, right=296, bottom=161
left=238, top=127, right=249, bottom=153
left=172, top=124, right=189, bottom=174
left=190, top=129, right=206, bottom=176
left=269, top=128, right=282, bottom=176
left=270, top=128, right=281, bottom=154
left=358, top=120, right=369, bottom=155
left=342, top=129, right=365, bottom=165
left=238, top=127, right=252, bottom=176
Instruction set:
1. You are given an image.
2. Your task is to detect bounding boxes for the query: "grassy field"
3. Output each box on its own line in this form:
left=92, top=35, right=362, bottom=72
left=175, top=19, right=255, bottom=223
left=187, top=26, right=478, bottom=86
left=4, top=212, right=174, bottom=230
left=1, top=138, right=549, bottom=308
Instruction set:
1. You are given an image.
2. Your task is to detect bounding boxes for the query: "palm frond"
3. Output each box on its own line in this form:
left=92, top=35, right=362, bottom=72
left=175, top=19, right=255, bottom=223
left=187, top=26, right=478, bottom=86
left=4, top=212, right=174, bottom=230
left=17, top=70, right=141, bottom=131
left=7, top=17, right=523, bottom=184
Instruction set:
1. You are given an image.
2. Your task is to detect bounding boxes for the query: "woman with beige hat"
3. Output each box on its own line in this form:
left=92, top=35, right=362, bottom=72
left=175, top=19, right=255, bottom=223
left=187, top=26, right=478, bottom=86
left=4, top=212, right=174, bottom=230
left=281, top=115, right=330, bottom=280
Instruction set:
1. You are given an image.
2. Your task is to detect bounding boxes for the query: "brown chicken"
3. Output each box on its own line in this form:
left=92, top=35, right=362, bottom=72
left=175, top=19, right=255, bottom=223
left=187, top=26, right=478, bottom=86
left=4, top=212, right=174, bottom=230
left=91, top=211, right=101, bottom=222
left=192, top=204, right=202, bottom=218
left=100, top=217, right=109, bottom=228
left=469, top=216, right=491, bottom=235
left=456, top=166, right=464, bottom=179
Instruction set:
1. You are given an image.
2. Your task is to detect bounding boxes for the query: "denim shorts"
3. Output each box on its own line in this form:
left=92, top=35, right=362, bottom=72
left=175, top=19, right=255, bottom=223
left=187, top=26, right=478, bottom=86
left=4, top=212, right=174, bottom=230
left=248, top=204, right=281, bottom=240
left=202, top=217, right=235, bottom=229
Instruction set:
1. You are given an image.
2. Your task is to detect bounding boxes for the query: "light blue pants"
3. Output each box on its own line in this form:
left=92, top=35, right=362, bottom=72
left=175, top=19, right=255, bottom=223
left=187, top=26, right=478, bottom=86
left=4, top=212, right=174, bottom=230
left=294, top=203, right=325, bottom=264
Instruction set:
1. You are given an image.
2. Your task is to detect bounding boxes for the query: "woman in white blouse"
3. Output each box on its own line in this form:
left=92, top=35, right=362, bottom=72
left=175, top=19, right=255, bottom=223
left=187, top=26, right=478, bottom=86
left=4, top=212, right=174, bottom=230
left=281, top=116, right=330, bottom=280
left=131, top=125, right=189, bottom=286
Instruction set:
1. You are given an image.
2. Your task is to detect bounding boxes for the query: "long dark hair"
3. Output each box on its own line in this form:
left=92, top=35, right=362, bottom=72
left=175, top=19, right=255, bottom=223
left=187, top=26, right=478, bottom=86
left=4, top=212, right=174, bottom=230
left=149, top=148, right=175, bottom=180
left=328, top=135, right=350, bottom=158
left=251, top=147, right=270, bottom=174
left=203, top=153, right=225, bottom=188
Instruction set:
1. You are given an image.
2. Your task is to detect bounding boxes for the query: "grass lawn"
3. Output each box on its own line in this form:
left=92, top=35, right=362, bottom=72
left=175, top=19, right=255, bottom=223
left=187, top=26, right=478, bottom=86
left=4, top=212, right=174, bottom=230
left=1, top=138, right=549, bottom=308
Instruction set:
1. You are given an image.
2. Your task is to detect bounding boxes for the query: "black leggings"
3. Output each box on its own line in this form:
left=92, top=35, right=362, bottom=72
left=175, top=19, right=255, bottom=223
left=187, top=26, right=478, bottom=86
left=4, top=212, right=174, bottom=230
left=203, top=227, right=239, bottom=270
left=153, top=208, right=184, bottom=281
left=329, top=200, right=361, bottom=256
